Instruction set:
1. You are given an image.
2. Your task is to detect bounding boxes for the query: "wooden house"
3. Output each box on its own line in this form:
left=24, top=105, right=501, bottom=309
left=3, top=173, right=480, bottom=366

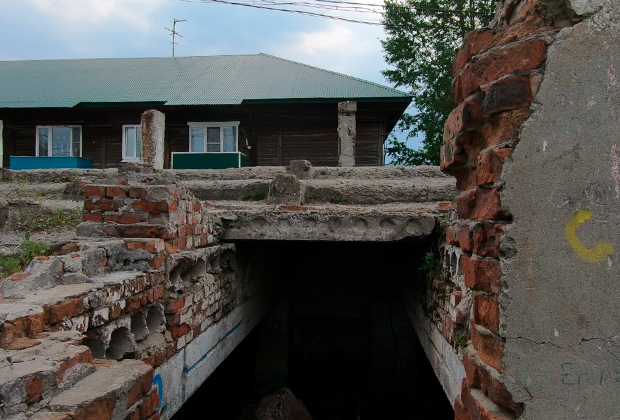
left=0, top=54, right=411, bottom=169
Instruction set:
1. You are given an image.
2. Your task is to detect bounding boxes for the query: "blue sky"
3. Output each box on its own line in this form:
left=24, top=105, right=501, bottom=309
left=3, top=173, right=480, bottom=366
left=0, top=0, right=420, bottom=149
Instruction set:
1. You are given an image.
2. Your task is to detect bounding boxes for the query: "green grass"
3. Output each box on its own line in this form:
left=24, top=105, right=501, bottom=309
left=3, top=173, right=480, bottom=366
left=0, top=233, right=51, bottom=278
left=242, top=184, right=270, bottom=201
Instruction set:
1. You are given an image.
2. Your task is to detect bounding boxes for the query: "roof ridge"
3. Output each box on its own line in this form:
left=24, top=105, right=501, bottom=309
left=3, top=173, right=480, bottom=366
left=0, top=54, right=266, bottom=64
left=257, top=53, right=411, bottom=98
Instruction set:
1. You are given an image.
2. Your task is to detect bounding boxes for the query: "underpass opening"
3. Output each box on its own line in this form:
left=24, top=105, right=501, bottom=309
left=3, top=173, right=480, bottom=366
left=174, top=240, right=453, bottom=420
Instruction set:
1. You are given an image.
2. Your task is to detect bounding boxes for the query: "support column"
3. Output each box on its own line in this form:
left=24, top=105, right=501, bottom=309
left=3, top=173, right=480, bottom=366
left=338, top=101, right=356, bottom=167
left=141, top=110, right=165, bottom=170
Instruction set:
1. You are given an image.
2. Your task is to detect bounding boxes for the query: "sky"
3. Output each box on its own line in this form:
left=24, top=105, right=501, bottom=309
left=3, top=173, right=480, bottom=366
left=0, top=0, right=420, bottom=149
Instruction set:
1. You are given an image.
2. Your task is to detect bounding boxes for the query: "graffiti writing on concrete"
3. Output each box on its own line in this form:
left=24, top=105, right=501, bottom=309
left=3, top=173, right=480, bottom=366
left=561, top=362, right=620, bottom=387
left=153, top=373, right=165, bottom=413
left=565, top=209, right=614, bottom=263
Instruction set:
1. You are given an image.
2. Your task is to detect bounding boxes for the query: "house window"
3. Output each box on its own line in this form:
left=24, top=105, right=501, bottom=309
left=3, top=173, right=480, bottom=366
left=188, top=122, right=239, bottom=153
left=122, top=125, right=142, bottom=162
left=36, top=126, right=82, bottom=157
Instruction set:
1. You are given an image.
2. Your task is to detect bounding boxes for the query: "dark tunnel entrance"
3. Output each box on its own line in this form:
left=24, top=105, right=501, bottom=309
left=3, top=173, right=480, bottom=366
left=173, top=240, right=454, bottom=420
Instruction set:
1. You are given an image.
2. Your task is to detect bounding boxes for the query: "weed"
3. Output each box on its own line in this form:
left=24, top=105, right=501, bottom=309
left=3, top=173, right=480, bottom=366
left=242, top=183, right=269, bottom=201
left=0, top=255, right=21, bottom=278
left=419, top=251, right=438, bottom=274
left=304, top=187, right=315, bottom=201
left=18, top=207, right=82, bottom=232
left=1, top=174, right=9, bottom=182
left=329, top=194, right=346, bottom=204
left=17, top=176, right=30, bottom=187
left=452, top=330, right=469, bottom=353
left=0, top=233, right=50, bottom=278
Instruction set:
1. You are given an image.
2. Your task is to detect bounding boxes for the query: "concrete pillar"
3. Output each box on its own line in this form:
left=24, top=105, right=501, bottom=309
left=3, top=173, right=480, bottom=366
left=338, top=101, right=356, bottom=167
left=141, top=110, right=165, bottom=170
left=0, top=120, right=3, bottom=168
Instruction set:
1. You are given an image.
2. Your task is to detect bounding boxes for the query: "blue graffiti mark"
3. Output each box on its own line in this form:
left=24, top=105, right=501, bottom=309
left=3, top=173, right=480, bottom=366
left=185, top=321, right=242, bottom=374
left=153, top=373, right=164, bottom=412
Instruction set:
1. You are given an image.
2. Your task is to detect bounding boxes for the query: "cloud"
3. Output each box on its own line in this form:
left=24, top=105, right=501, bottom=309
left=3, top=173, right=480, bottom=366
left=270, top=21, right=387, bottom=84
left=22, top=0, right=166, bottom=30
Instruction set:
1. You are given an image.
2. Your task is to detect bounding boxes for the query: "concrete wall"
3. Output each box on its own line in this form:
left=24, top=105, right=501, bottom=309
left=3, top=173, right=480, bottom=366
left=440, top=0, right=620, bottom=418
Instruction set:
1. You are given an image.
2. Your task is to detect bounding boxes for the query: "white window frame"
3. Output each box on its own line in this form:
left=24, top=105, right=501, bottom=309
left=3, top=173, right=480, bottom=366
left=35, top=125, right=82, bottom=157
left=122, top=124, right=142, bottom=162
left=187, top=121, right=240, bottom=153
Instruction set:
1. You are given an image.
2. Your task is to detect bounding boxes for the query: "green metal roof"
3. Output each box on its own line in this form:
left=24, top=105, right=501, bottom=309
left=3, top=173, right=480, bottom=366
left=0, top=54, right=411, bottom=109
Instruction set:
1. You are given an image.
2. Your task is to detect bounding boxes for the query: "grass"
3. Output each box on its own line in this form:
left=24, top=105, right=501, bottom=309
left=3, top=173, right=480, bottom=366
left=0, top=233, right=51, bottom=278
left=329, top=194, right=347, bottom=204
left=242, top=183, right=270, bottom=201
left=17, top=207, right=82, bottom=232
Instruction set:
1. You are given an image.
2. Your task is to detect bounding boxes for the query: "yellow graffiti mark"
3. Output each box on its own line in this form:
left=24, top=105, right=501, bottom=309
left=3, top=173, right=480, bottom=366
left=565, top=209, right=614, bottom=263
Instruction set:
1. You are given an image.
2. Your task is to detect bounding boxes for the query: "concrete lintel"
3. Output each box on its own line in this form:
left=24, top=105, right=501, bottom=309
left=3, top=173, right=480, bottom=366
left=221, top=210, right=437, bottom=241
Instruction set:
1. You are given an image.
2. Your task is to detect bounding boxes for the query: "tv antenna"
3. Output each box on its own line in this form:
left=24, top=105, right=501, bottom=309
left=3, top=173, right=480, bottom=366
left=162, top=18, right=186, bottom=57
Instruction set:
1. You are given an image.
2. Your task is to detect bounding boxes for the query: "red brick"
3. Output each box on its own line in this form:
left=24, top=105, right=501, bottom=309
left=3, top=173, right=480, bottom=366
left=456, top=188, right=508, bottom=221
left=127, top=295, right=142, bottom=311
left=106, top=186, right=127, bottom=198
left=83, top=212, right=103, bottom=223
left=454, top=29, right=496, bottom=76
left=473, top=295, right=500, bottom=334
left=442, top=313, right=454, bottom=342
left=84, top=186, right=105, bottom=199
left=45, top=296, right=87, bottom=324
left=478, top=367, right=523, bottom=416
left=165, top=297, right=186, bottom=314
left=454, top=40, right=547, bottom=103
left=148, top=254, right=166, bottom=269
left=73, top=394, right=116, bottom=420
left=440, top=138, right=467, bottom=173
left=126, top=368, right=155, bottom=408
left=168, top=201, right=178, bottom=212
left=141, top=391, right=159, bottom=417
left=153, top=287, right=164, bottom=300
left=164, top=238, right=187, bottom=254
left=472, top=223, right=504, bottom=258
left=115, top=225, right=163, bottom=239
left=481, top=109, right=530, bottom=149
left=470, top=323, right=504, bottom=372
left=58, top=347, right=93, bottom=381
left=125, top=239, right=165, bottom=254
left=133, top=201, right=169, bottom=213
left=171, top=323, right=190, bottom=339
left=477, top=148, right=511, bottom=186
left=85, top=199, right=120, bottom=212
left=36, top=256, right=50, bottom=261
left=462, top=256, right=502, bottom=295
left=26, top=313, right=44, bottom=335
left=463, top=353, right=481, bottom=388
left=444, top=101, right=484, bottom=142
left=105, top=213, right=146, bottom=224
left=461, top=379, right=515, bottom=420
left=454, top=394, right=471, bottom=420
left=482, top=76, right=533, bottom=117
left=26, top=375, right=43, bottom=404
left=129, top=187, right=148, bottom=199
left=459, top=226, right=474, bottom=253
left=7, top=337, right=41, bottom=350
left=446, top=224, right=460, bottom=245
left=455, top=165, right=479, bottom=192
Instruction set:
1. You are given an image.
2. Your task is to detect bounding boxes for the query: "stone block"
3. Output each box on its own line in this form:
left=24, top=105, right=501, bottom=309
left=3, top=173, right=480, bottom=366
left=267, top=173, right=303, bottom=205
left=286, top=160, right=316, bottom=179
left=454, top=40, right=546, bottom=103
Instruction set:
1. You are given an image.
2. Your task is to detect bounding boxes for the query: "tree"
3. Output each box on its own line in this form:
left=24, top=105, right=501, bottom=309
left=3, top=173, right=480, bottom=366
left=381, top=0, right=497, bottom=165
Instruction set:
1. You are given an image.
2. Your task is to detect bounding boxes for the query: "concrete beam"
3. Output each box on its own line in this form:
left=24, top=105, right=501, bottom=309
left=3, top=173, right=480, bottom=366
left=338, top=101, right=356, bottom=167
left=220, top=207, right=438, bottom=242
left=141, top=109, right=165, bottom=170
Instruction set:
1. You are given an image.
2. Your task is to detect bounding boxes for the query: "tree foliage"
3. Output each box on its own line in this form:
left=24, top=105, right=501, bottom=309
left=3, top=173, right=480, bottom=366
left=381, top=0, right=497, bottom=165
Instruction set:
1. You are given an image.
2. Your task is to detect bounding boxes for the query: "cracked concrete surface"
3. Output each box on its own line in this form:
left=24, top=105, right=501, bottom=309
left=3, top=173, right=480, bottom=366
left=501, top=1, right=620, bottom=417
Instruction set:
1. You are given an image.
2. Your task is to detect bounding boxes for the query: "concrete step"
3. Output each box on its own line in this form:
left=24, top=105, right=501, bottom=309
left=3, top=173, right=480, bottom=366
left=49, top=359, right=152, bottom=419
left=184, top=177, right=456, bottom=205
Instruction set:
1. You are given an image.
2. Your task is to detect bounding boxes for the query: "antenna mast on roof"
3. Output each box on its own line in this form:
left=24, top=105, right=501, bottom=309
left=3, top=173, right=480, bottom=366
left=163, top=18, right=186, bottom=57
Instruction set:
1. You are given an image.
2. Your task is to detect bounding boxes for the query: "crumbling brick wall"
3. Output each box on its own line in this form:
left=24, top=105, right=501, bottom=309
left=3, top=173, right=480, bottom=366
left=0, top=172, right=270, bottom=420
left=439, top=0, right=616, bottom=418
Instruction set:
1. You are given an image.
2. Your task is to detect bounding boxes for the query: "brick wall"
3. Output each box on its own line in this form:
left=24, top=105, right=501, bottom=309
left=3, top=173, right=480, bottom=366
left=0, top=172, right=268, bottom=420
left=439, top=0, right=583, bottom=418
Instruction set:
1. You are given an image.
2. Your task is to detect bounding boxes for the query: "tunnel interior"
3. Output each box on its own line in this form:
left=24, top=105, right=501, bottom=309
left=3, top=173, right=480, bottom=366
left=173, top=240, right=454, bottom=420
